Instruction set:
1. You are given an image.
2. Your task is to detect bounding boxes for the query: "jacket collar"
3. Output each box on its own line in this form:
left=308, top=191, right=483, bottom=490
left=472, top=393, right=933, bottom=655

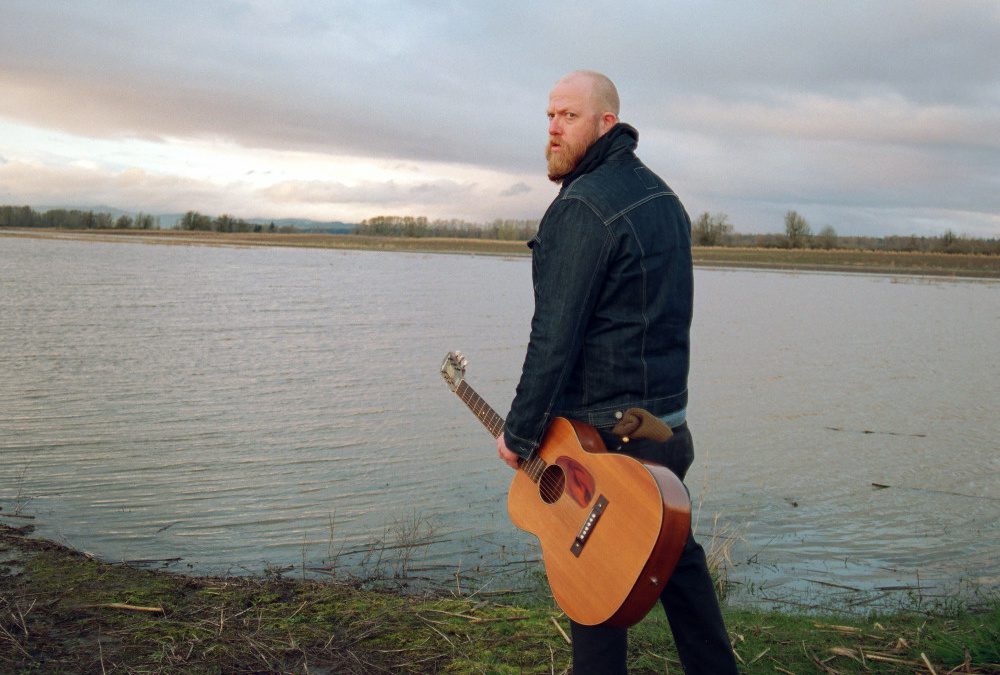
left=561, top=122, right=639, bottom=185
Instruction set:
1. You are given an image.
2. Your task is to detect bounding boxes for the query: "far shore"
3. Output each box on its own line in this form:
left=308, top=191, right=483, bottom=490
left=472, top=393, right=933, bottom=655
left=4, top=227, right=1000, bottom=279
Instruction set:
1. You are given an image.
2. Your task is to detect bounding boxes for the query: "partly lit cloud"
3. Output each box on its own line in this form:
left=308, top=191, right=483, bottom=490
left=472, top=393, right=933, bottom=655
left=0, top=0, right=997, bottom=235
left=500, top=182, right=532, bottom=198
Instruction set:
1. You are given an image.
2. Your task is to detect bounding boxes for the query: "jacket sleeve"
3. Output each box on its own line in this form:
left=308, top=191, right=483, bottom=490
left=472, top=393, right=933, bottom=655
left=503, top=197, right=611, bottom=457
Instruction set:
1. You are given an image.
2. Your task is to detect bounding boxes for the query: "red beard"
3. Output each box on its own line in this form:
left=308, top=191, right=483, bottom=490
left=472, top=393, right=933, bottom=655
left=546, top=125, right=600, bottom=182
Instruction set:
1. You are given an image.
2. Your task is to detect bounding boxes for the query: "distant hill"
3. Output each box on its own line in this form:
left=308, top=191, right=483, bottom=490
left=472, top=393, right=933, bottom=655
left=37, top=204, right=136, bottom=219
left=245, top=218, right=356, bottom=234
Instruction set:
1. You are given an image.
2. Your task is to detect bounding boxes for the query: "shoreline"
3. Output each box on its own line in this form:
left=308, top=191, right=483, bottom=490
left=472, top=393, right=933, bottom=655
left=4, top=227, right=1000, bottom=279
left=2, top=523, right=997, bottom=672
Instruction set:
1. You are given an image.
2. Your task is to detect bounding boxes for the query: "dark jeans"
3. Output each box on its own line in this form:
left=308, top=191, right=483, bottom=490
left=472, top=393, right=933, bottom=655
left=570, top=424, right=738, bottom=674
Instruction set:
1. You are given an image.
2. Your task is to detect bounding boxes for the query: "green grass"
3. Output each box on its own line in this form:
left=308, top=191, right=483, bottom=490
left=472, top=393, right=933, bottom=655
left=2, top=526, right=997, bottom=673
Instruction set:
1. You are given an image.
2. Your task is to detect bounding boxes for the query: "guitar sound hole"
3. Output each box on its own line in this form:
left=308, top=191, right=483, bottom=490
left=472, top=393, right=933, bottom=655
left=539, top=466, right=566, bottom=504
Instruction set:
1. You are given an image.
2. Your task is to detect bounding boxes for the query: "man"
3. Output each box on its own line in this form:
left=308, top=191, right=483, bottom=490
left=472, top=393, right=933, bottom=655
left=496, top=71, right=738, bottom=674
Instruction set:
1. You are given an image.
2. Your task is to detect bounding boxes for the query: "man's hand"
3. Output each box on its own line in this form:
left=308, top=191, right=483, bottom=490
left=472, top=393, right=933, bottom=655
left=496, top=434, right=522, bottom=469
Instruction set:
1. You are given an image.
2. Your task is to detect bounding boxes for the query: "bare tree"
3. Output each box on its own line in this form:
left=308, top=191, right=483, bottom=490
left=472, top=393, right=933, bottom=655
left=816, top=225, right=838, bottom=249
left=692, top=212, right=733, bottom=246
left=784, top=210, right=811, bottom=248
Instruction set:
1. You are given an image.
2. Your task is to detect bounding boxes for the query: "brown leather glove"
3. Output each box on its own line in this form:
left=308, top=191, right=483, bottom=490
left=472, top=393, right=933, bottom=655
left=610, top=408, right=673, bottom=443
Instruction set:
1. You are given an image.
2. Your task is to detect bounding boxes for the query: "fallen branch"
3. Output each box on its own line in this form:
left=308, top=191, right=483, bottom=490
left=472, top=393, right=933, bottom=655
left=864, top=652, right=921, bottom=666
left=91, top=603, right=164, bottom=614
left=423, top=608, right=480, bottom=621
left=748, top=647, right=770, bottom=665
left=419, top=617, right=455, bottom=649
left=828, top=646, right=863, bottom=664
left=338, top=537, right=453, bottom=556
left=465, top=615, right=529, bottom=624
left=804, top=578, right=864, bottom=592
left=826, top=426, right=926, bottom=438
left=549, top=617, right=571, bottom=645
left=871, top=483, right=1000, bottom=502
left=0, top=622, right=31, bottom=659
left=812, top=623, right=860, bottom=633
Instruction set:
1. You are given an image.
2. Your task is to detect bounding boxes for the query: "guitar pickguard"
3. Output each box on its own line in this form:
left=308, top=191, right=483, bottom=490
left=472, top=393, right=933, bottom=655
left=556, top=456, right=595, bottom=508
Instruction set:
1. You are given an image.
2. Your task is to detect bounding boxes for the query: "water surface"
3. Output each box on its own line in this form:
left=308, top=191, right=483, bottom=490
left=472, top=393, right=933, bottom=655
left=2, top=236, right=997, bottom=607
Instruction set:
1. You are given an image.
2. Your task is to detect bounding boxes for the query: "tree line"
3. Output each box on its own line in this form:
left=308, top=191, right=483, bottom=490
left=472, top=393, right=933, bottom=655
left=0, top=205, right=297, bottom=234
left=0, top=205, right=158, bottom=230
left=692, top=210, right=999, bottom=255
left=355, top=215, right=539, bottom=241
left=357, top=210, right=998, bottom=255
left=176, top=211, right=295, bottom=233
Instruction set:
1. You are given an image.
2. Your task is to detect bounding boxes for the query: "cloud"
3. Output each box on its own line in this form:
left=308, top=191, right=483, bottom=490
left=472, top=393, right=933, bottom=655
left=0, top=159, right=231, bottom=213
left=500, top=182, right=532, bottom=198
left=0, top=1, right=997, bottom=235
left=662, top=94, right=1000, bottom=151
left=261, top=178, right=476, bottom=206
left=0, top=2, right=545, bottom=169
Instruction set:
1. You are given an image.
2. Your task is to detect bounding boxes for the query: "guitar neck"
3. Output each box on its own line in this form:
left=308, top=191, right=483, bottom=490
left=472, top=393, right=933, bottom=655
left=454, top=380, right=546, bottom=481
left=455, top=380, right=505, bottom=437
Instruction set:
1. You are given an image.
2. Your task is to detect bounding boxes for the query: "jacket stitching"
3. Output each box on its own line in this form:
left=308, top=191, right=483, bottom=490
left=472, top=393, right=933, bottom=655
left=623, top=213, right=651, bottom=399
left=564, top=190, right=676, bottom=226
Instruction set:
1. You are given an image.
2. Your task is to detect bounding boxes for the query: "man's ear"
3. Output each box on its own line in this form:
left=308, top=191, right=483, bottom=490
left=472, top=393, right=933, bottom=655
left=599, top=113, right=618, bottom=134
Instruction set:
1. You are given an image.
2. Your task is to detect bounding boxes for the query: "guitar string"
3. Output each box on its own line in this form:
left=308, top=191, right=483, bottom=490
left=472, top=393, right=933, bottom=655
left=455, top=379, right=569, bottom=502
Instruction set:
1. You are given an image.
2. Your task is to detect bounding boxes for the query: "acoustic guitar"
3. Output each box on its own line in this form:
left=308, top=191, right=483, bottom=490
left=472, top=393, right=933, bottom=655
left=440, top=351, right=691, bottom=626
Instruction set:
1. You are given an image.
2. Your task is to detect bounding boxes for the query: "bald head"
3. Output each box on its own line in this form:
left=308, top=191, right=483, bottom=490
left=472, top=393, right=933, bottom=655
left=554, top=70, right=620, bottom=118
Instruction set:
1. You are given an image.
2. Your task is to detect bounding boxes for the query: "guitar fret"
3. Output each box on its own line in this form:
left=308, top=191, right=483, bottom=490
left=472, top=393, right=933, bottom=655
left=457, top=381, right=503, bottom=437
left=524, top=456, right=544, bottom=482
left=451, top=367, right=542, bottom=483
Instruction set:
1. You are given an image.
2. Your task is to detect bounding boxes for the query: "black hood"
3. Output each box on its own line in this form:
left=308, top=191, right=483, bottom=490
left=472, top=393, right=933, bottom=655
left=561, top=123, right=639, bottom=185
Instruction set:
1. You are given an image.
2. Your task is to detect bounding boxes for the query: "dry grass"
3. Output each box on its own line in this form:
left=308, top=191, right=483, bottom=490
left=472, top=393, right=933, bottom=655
left=692, top=245, right=1000, bottom=278
left=0, top=524, right=571, bottom=673
left=4, top=523, right=998, bottom=673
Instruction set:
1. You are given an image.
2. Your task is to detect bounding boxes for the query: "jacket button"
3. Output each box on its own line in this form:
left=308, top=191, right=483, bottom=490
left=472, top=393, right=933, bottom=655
left=614, top=411, right=623, bottom=420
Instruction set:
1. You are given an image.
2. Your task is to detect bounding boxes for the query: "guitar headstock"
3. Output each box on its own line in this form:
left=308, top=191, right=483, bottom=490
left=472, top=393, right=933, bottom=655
left=440, top=351, right=468, bottom=392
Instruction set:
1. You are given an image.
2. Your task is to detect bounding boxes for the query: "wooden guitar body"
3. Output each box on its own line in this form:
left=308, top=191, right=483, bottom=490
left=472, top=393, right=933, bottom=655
left=440, top=352, right=691, bottom=627
left=507, top=418, right=691, bottom=626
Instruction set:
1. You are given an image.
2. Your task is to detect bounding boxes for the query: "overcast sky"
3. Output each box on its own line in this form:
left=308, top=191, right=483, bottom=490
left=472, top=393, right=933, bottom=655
left=1, top=1, right=997, bottom=236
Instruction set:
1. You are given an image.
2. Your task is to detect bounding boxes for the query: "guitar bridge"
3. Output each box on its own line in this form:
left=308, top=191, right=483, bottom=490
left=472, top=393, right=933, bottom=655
left=570, top=495, right=608, bottom=557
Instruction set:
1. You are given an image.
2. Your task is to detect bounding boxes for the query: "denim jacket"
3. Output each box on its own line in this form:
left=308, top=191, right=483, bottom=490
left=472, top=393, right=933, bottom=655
left=503, top=124, right=693, bottom=458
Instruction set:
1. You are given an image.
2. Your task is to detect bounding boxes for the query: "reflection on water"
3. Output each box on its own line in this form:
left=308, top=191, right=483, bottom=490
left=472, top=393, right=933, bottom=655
left=1, top=236, right=998, bottom=607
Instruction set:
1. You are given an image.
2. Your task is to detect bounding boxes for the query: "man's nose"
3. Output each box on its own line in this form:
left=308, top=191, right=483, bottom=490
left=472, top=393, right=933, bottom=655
left=548, top=117, right=561, bottom=135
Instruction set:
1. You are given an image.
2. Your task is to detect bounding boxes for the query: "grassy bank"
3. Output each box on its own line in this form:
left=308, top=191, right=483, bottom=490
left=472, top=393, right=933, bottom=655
left=4, top=228, right=1000, bottom=278
left=2, top=525, right=997, bottom=673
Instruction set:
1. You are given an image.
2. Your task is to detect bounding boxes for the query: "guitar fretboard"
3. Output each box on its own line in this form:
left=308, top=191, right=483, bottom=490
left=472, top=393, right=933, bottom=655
left=454, top=380, right=546, bottom=483
left=455, top=380, right=504, bottom=437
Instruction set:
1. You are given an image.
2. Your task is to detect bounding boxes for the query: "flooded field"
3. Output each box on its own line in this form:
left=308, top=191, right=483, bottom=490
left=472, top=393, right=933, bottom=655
left=2, top=235, right=997, bottom=607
